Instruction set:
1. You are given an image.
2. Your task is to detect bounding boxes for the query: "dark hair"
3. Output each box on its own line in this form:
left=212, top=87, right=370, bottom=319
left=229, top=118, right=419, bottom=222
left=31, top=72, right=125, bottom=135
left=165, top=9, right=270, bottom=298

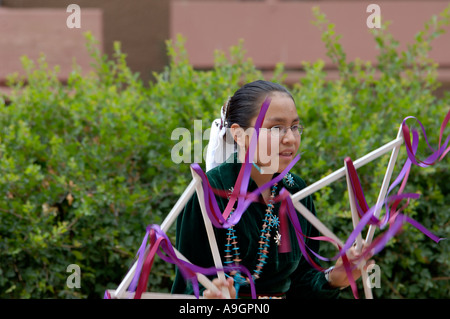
left=224, top=80, right=295, bottom=129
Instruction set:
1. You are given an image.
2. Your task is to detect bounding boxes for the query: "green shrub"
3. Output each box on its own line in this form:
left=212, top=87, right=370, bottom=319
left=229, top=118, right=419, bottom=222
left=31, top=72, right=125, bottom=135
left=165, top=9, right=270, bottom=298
left=0, top=6, right=448, bottom=298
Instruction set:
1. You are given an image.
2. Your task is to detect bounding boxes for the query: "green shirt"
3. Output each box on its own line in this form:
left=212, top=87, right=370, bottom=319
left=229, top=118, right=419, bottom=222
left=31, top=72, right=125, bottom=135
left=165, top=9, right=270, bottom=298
left=171, top=154, right=340, bottom=298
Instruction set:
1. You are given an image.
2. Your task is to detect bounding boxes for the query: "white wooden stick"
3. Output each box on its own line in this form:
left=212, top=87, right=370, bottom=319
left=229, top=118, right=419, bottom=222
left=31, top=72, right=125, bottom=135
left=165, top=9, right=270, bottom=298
left=291, top=136, right=404, bottom=203
left=345, top=160, right=373, bottom=299
left=344, top=161, right=364, bottom=252
left=191, top=167, right=231, bottom=299
left=108, top=290, right=203, bottom=299
left=160, top=178, right=198, bottom=233
left=113, top=255, right=138, bottom=298
left=172, top=247, right=220, bottom=295
left=365, top=126, right=403, bottom=245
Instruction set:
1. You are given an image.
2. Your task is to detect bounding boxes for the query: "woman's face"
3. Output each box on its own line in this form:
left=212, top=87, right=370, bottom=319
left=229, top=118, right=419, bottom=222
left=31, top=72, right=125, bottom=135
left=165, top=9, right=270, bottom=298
left=233, top=92, right=301, bottom=174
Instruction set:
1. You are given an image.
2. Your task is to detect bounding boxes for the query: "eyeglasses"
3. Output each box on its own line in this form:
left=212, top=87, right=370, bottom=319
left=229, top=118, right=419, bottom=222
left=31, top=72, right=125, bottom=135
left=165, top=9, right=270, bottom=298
left=247, top=124, right=304, bottom=139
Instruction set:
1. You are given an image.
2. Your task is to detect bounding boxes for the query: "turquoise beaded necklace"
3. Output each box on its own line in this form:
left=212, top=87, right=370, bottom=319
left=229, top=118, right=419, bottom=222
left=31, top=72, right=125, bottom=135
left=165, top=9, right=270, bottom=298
left=223, top=183, right=281, bottom=295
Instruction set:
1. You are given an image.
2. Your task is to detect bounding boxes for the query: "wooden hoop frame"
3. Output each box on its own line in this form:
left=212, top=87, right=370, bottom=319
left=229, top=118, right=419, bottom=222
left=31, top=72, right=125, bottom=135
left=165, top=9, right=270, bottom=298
left=108, top=126, right=404, bottom=299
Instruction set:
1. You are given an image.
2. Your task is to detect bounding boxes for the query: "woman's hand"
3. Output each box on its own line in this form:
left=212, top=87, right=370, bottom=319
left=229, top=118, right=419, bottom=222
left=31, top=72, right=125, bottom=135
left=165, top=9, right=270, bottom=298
left=328, top=242, right=375, bottom=289
left=203, top=277, right=236, bottom=299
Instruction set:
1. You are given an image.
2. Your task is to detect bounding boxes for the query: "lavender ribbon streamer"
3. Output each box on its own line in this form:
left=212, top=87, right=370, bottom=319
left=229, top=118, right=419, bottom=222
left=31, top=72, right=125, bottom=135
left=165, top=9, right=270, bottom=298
left=128, top=231, right=150, bottom=294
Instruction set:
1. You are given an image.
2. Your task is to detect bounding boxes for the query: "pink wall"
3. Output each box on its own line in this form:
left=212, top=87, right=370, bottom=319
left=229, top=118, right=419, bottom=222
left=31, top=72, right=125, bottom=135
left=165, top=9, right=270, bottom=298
left=170, top=1, right=450, bottom=83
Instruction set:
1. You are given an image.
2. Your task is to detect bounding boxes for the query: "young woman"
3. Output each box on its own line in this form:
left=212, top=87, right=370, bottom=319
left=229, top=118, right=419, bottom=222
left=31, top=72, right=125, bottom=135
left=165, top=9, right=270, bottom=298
left=171, top=80, right=371, bottom=299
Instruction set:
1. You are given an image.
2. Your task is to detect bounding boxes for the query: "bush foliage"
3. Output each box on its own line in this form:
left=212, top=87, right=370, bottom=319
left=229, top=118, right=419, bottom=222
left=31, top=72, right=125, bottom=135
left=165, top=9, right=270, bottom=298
left=0, top=7, right=448, bottom=298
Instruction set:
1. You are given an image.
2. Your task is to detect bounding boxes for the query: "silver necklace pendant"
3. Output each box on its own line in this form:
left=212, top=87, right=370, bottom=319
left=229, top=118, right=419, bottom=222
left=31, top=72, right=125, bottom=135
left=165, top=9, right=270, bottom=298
left=275, top=231, right=282, bottom=246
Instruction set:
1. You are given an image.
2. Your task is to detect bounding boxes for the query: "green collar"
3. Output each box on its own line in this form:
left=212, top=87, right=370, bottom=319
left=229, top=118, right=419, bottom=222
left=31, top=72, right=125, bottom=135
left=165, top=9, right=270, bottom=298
left=219, top=152, right=296, bottom=193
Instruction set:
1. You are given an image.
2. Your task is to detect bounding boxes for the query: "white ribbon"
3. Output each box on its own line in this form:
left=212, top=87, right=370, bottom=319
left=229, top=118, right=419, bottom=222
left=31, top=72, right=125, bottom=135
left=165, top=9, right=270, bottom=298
left=205, top=103, right=235, bottom=172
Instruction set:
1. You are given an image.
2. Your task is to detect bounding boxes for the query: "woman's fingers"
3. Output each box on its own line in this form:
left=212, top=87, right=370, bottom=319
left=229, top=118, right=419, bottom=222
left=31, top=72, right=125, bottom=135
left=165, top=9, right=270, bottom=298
left=329, top=240, right=376, bottom=288
left=203, top=277, right=236, bottom=299
left=349, top=241, right=374, bottom=264
left=363, top=259, right=376, bottom=271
